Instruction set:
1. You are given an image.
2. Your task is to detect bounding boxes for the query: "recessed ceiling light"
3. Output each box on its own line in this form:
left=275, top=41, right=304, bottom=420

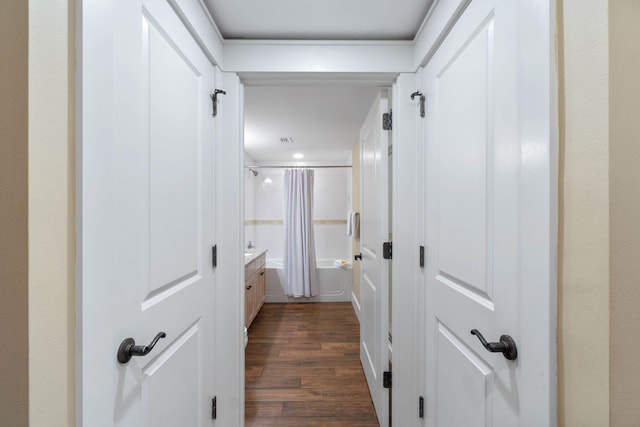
left=293, top=153, right=304, bottom=159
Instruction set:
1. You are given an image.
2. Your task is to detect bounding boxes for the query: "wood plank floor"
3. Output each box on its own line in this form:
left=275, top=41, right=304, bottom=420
left=245, top=302, right=379, bottom=426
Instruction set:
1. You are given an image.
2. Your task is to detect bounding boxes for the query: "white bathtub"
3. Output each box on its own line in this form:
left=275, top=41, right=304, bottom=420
left=265, top=259, right=353, bottom=302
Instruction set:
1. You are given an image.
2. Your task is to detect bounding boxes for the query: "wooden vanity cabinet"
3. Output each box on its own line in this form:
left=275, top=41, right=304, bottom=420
left=245, top=253, right=266, bottom=328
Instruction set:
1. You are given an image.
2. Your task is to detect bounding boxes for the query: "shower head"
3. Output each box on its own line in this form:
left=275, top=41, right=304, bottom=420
left=249, top=168, right=259, bottom=177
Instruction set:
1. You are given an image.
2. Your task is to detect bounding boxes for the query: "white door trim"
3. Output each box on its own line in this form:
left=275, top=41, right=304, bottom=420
left=76, top=0, right=116, bottom=423
left=514, top=1, right=558, bottom=422
left=212, top=69, right=245, bottom=426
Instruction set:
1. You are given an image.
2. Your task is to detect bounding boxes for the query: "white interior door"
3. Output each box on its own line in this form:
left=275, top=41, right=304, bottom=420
left=359, top=91, right=390, bottom=426
left=211, top=70, right=245, bottom=426
left=390, top=72, right=425, bottom=427
left=82, top=0, right=216, bottom=425
left=422, top=0, right=545, bottom=425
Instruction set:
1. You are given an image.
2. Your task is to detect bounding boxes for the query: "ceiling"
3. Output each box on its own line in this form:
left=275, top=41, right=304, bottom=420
left=204, top=1, right=433, bottom=164
left=204, top=0, right=433, bottom=41
left=244, top=85, right=381, bottom=164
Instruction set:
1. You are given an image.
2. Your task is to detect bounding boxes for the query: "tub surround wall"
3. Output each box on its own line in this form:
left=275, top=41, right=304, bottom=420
left=246, top=167, right=351, bottom=261
left=244, top=154, right=257, bottom=247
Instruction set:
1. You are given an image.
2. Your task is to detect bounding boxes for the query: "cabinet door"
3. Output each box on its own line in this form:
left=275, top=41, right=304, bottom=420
left=245, top=274, right=254, bottom=327
left=256, top=268, right=265, bottom=314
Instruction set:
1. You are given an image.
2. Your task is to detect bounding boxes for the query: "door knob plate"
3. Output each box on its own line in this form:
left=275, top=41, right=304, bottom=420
left=117, top=338, right=136, bottom=364
left=470, top=329, right=518, bottom=361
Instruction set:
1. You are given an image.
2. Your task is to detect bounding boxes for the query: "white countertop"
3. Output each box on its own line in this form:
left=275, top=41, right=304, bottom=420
left=244, top=249, right=267, bottom=266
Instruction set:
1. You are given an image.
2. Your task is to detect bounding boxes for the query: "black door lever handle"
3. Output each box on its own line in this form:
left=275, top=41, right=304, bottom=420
left=470, top=329, right=518, bottom=361
left=354, top=253, right=362, bottom=261
left=117, top=332, right=166, bottom=364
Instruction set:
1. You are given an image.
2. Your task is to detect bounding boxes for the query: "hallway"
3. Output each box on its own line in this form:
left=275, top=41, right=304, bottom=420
left=245, top=303, right=379, bottom=426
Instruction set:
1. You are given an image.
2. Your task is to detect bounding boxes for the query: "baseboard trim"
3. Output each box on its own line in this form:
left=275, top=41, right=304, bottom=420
left=351, top=291, right=361, bottom=323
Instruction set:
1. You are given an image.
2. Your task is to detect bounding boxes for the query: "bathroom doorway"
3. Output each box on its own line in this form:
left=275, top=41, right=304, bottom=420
left=241, top=78, right=395, bottom=426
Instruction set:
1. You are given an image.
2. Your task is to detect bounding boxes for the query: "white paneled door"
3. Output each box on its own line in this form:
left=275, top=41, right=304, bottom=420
left=82, top=0, right=216, bottom=425
left=423, top=0, right=549, bottom=425
left=359, top=92, right=390, bottom=426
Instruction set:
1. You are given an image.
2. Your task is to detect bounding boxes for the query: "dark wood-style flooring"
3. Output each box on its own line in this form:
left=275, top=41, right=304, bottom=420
left=245, top=302, right=380, bottom=426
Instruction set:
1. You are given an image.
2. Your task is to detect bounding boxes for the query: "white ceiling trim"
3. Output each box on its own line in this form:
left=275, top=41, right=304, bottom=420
left=169, top=0, right=469, bottom=73
left=239, top=72, right=398, bottom=87
left=223, top=42, right=415, bottom=74
left=224, top=39, right=415, bottom=46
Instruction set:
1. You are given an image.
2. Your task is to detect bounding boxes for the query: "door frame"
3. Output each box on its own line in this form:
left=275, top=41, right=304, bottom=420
left=76, top=0, right=557, bottom=425
left=510, top=2, right=559, bottom=421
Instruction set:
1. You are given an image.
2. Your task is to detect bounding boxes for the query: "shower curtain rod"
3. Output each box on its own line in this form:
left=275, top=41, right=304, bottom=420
left=245, top=165, right=352, bottom=169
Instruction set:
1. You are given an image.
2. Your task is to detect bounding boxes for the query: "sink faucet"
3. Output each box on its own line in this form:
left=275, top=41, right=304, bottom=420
left=247, top=241, right=255, bottom=250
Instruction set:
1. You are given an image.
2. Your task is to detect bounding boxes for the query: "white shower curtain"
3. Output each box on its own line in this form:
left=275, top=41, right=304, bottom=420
left=284, top=168, right=319, bottom=297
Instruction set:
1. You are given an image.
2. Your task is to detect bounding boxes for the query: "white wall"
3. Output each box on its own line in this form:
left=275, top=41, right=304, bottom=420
left=250, top=167, right=350, bottom=261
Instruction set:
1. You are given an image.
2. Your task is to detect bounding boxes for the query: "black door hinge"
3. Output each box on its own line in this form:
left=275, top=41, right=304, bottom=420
left=382, top=110, right=392, bottom=130
left=211, top=396, right=217, bottom=419
left=383, top=371, right=392, bottom=389
left=211, top=245, right=217, bottom=268
left=383, top=242, right=392, bottom=260
left=210, top=89, right=226, bottom=117
left=419, top=396, right=424, bottom=418
left=419, top=245, right=425, bottom=267
left=410, top=91, right=425, bottom=118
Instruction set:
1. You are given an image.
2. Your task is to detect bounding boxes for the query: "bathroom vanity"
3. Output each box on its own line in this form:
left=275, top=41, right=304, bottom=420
left=244, top=250, right=266, bottom=328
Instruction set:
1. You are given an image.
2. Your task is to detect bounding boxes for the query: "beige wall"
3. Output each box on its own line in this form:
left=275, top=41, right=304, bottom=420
left=558, top=0, right=610, bottom=425
left=28, top=0, right=76, bottom=426
left=352, top=141, right=361, bottom=302
left=609, top=1, right=640, bottom=425
left=0, top=1, right=29, bottom=425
